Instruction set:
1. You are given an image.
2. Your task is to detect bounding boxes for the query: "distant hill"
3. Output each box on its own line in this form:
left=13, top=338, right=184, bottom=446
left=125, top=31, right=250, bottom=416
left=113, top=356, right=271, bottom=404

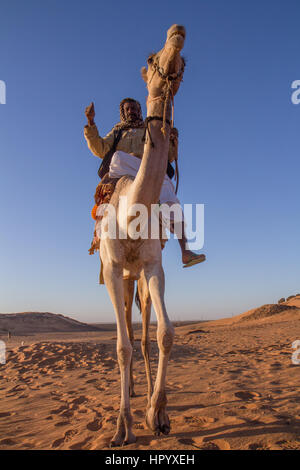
left=0, top=312, right=102, bottom=335
left=237, top=303, right=298, bottom=322
left=285, top=295, right=300, bottom=308
left=175, top=294, right=300, bottom=334
left=235, top=295, right=300, bottom=323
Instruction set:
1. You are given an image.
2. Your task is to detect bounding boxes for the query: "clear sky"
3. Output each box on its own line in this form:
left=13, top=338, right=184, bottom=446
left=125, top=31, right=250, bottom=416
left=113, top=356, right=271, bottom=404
left=1, top=0, right=299, bottom=323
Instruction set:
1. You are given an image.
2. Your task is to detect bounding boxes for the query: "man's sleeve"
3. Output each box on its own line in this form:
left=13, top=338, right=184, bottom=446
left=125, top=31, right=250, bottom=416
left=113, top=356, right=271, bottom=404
left=84, top=124, right=115, bottom=159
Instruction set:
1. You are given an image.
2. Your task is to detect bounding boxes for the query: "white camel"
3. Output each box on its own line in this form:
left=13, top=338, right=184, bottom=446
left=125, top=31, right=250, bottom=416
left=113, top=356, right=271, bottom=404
left=100, top=24, right=186, bottom=447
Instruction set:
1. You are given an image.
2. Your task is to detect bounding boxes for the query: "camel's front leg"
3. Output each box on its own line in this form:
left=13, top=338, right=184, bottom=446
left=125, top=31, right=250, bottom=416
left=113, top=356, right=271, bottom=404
left=102, top=260, right=136, bottom=447
left=143, top=263, right=174, bottom=436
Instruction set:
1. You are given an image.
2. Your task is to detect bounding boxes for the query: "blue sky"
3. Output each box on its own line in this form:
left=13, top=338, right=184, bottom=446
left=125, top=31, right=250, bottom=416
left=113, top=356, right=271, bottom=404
left=1, top=0, right=299, bottom=323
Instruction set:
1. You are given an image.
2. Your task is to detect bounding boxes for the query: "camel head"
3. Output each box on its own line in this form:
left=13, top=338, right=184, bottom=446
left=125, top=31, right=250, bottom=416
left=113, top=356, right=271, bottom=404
left=141, top=24, right=186, bottom=114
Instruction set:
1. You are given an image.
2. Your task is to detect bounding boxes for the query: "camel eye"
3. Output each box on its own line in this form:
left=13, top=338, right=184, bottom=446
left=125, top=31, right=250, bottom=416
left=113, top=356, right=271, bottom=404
left=147, top=53, right=156, bottom=64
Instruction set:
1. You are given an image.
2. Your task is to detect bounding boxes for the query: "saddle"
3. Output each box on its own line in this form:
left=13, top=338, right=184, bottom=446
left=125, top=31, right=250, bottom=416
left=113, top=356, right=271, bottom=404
left=89, top=174, right=119, bottom=255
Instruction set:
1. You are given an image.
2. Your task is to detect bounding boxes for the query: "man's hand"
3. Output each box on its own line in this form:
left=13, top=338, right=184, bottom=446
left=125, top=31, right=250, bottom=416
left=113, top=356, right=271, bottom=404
left=85, top=102, right=95, bottom=126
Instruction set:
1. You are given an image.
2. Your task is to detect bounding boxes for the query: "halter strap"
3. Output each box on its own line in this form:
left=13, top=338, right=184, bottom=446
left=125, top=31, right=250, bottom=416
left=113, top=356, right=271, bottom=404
left=142, top=116, right=171, bottom=147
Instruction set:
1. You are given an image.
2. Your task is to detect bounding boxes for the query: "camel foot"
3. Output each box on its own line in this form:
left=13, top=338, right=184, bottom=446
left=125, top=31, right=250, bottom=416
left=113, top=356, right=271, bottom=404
left=110, top=429, right=137, bottom=447
left=110, top=410, right=136, bottom=447
left=110, top=434, right=137, bottom=447
left=123, top=433, right=137, bottom=446
left=145, top=405, right=171, bottom=436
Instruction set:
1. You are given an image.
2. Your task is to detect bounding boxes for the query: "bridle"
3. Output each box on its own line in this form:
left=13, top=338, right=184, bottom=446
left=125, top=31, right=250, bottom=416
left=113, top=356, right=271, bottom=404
left=146, top=55, right=185, bottom=135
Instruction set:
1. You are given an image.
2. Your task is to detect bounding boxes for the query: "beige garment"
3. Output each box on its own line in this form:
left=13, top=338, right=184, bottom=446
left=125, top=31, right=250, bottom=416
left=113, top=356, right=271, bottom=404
left=84, top=124, right=177, bottom=162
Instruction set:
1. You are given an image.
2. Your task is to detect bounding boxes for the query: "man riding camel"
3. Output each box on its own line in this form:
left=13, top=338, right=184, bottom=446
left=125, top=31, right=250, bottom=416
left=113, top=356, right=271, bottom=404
left=84, top=98, right=206, bottom=268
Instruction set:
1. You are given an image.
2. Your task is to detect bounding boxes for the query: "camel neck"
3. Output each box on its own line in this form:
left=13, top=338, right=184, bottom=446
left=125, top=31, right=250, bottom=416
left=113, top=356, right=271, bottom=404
left=146, top=98, right=171, bottom=121
left=126, top=117, right=170, bottom=213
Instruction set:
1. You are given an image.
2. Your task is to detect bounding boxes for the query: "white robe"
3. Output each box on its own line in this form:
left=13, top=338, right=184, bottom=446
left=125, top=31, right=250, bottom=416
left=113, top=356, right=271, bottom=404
left=109, top=150, right=180, bottom=206
left=96, top=150, right=183, bottom=238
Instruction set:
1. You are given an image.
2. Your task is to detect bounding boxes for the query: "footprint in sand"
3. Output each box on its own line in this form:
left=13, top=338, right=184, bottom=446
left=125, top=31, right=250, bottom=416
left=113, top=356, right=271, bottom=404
left=55, top=421, right=70, bottom=427
left=40, top=381, right=54, bottom=387
left=50, top=405, right=69, bottom=415
left=68, top=395, right=89, bottom=407
left=60, top=409, right=74, bottom=418
left=65, top=390, right=77, bottom=396
left=68, top=436, right=93, bottom=450
left=7, top=385, right=26, bottom=393
left=270, top=362, right=282, bottom=369
left=51, top=429, right=78, bottom=449
left=0, top=438, right=17, bottom=446
left=177, top=438, right=195, bottom=446
left=177, top=414, right=215, bottom=427
left=0, top=412, right=12, bottom=418
left=78, top=373, right=88, bottom=379
left=103, top=406, right=114, bottom=412
left=235, top=391, right=261, bottom=400
left=87, top=418, right=102, bottom=431
left=200, top=439, right=231, bottom=450
left=248, top=442, right=270, bottom=450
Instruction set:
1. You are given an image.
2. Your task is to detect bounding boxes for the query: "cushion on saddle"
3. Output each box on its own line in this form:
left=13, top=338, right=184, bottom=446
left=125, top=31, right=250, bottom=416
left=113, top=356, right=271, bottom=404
left=94, top=173, right=119, bottom=206
left=89, top=174, right=119, bottom=255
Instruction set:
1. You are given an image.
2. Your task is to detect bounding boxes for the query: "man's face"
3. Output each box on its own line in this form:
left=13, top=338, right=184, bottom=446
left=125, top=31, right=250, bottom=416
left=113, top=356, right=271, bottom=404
left=123, top=101, right=140, bottom=121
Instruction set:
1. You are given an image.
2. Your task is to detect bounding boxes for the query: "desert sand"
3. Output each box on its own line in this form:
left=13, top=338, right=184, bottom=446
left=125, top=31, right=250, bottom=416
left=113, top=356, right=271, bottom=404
left=1, top=296, right=300, bottom=450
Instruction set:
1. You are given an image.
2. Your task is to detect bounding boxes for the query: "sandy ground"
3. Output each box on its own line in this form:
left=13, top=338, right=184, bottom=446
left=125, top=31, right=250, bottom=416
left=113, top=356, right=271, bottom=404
left=1, top=301, right=300, bottom=450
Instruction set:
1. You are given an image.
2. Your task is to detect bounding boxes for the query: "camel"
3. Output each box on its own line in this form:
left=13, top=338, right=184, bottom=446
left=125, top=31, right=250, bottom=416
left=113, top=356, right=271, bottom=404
left=99, top=24, right=186, bottom=447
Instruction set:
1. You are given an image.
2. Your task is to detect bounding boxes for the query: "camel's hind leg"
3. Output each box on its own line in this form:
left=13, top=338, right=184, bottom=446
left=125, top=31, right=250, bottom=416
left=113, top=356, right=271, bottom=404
left=124, top=279, right=136, bottom=397
left=137, top=274, right=153, bottom=406
left=102, top=261, right=136, bottom=447
left=143, top=262, right=174, bottom=436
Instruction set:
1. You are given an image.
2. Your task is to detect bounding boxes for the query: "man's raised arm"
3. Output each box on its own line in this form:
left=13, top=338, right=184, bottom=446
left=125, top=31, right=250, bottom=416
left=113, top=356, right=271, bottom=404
left=84, top=102, right=115, bottom=159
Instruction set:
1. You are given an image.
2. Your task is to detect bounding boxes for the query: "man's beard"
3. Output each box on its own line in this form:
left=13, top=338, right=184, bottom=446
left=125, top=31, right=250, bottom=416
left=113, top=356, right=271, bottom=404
left=126, top=114, right=138, bottom=122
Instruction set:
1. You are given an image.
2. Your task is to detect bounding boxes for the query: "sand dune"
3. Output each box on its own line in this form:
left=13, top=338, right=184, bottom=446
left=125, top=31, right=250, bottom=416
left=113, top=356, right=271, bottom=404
left=1, top=297, right=300, bottom=450
left=0, top=312, right=102, bottom=335
left=285, top=296, right=300, bottom=308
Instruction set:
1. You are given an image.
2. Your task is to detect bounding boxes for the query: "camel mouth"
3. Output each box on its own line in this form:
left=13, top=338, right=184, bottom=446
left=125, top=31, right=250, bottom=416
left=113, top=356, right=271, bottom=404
left=169, top=30, right=185, bottom=41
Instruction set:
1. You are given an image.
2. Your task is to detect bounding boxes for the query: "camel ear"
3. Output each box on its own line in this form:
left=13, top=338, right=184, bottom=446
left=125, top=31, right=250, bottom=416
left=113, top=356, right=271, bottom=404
left=140, top=66, right=148, bottom=83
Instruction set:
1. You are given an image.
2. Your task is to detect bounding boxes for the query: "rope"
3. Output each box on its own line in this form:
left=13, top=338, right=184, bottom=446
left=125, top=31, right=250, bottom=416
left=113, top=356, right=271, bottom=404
left=175, top=158, right=179, bottom=195
left=142, top=116, right=171, bottom=148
